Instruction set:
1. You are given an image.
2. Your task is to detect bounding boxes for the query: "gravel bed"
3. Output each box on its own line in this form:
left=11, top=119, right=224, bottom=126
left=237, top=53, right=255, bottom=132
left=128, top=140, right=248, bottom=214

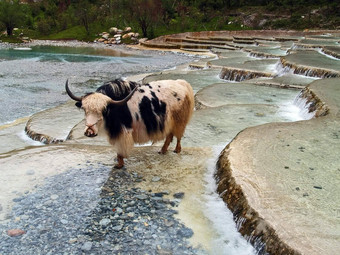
left=0, top=162, right=203, bottom=255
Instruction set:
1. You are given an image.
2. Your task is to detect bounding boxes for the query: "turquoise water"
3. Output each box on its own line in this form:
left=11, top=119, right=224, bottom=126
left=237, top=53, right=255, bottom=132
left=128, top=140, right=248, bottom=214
left=0, top=45, right=133, bottom=62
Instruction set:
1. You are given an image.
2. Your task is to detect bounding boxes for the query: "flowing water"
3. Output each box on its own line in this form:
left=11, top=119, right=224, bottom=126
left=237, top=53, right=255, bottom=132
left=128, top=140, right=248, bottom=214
left=0, top=41, right=321, bottom=254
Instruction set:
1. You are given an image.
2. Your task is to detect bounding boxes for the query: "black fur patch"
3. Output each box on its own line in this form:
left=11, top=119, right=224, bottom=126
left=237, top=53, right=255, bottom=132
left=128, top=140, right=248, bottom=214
left=96, top=79, right=137, bottom=100
left=135, top=113, right=139, bottom=121
left=139, top=89, right=145, bottom=93
left=103, top=103, right=133, bottom=139
left=139, top=93, right=166, bottom=134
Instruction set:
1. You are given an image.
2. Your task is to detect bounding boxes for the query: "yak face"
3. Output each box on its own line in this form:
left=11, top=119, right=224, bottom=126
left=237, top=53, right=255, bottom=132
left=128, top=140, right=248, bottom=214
left=78, top=93, right=111, bottom=137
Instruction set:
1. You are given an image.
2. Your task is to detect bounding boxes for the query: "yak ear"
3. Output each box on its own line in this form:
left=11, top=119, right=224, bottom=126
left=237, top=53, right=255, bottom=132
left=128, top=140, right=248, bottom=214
left=75, top=101, right=82, bottom=108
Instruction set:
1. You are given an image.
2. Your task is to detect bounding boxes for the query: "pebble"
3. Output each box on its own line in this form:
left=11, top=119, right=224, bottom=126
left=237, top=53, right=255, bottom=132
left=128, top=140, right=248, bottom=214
left=81, top=241, right=93, bottom=251
left=60, top=219, right=68, bottom=224
left=26, top=170, right=35, bottom=175
left=152, top=176, right=161, bottom=182
left=173, top=192, right=185, bottom=199
left=50, top=194, right=59, bottom=200
left=135, top=194, right=148, bottom=200
left=7, top=229, right=25, bottom=237
left=99, top=218, right=111, bottom=226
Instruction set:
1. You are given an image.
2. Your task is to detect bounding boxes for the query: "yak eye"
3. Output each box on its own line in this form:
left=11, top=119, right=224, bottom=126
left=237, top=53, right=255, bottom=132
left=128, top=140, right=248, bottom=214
left=75, top=101, right=82, bottom=108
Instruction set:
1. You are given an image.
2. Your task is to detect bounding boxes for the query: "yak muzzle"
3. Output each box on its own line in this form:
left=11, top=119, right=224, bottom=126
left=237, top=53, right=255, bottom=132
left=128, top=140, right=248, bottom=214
left=84, top=127, right=98, bottom=137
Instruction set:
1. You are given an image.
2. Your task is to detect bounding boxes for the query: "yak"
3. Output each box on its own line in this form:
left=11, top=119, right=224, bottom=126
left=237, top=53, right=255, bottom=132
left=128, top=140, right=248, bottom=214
left=66, top=78, right=194, bottom=169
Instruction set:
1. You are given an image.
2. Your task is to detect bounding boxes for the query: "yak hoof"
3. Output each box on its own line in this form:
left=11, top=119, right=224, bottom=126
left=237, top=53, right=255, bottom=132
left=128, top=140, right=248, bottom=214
left=113, top=164, right=125, bottom=170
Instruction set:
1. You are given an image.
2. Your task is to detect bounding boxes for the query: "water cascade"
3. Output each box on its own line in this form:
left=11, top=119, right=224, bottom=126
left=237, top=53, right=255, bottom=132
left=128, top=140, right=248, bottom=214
left=279, top=57, right=340, bottom=78
left=219, top=67, right=272, bottom=82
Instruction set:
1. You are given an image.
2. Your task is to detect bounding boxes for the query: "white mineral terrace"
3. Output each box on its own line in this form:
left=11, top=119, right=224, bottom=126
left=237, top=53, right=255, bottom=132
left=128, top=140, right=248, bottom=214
left=1, top=31, right=340, bottom=254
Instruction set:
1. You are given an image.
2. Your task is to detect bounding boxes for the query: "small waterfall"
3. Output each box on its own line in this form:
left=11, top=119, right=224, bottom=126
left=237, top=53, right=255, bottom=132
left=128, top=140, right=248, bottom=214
left=279, top=58, right=339, bottom=78
left=219, top=67, right=272, bottom=82
left=273, top=60, right=291, bottom=77
left=292, top=91, right=316, bottom=120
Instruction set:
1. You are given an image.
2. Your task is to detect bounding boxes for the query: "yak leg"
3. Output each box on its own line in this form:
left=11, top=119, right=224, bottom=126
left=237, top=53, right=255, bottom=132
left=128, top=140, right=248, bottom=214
left=159, top=133, right=173, bottom=154
left=114, top=154, right=125, bottom=169
left=174, top=137, right=182, bottom=153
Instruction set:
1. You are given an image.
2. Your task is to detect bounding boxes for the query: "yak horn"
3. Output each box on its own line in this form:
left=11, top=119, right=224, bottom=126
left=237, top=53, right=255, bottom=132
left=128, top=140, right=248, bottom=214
left=111, top=86, right=138, bottom=105
left=65, top=79, right=82, bottom=102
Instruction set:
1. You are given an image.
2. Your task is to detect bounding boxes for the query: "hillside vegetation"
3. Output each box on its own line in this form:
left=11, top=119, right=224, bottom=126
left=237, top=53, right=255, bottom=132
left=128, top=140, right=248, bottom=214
left=0, top=0, right=339, bottom=43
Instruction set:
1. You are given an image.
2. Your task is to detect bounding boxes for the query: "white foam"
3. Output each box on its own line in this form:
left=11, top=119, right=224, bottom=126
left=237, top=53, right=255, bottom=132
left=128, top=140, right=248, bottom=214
left=277, top=92, right=315, bottom=121
left=13, top=47, right=32, bottom=51
left=317, top=48, right=340, bottom=60
left=17, top=130, right=44, bottom=146
left=203, top=144, right=256, bottom=255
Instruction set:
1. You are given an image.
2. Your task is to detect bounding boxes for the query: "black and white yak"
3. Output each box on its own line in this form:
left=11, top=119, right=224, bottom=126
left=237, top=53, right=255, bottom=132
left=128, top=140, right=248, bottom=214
left=66, top=78, right=194, bottom=168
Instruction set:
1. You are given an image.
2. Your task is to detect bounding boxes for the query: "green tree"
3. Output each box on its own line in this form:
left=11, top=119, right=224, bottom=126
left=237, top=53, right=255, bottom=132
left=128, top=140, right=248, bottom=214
left=71, top=0, right=98, bottom=35
left=127, top=0, right=163, bottom=38
left=0, top=0, right=25, bottom=36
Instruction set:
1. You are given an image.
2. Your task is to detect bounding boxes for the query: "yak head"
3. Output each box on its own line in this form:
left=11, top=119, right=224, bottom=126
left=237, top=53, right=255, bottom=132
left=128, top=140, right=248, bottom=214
left=65, top=80, right=136, bottom=137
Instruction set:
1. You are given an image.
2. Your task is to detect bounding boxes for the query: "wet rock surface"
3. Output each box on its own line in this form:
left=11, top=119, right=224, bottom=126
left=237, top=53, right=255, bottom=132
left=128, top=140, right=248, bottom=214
left=216, top=78, right=340, bottom=255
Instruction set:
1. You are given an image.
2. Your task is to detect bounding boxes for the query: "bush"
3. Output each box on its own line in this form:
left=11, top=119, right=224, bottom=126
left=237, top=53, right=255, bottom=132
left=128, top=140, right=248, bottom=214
left=37, top=19, right=52, bottom=35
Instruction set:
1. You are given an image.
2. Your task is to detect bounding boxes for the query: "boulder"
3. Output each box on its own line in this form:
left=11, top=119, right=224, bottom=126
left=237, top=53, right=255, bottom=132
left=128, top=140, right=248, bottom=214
left=109, top=27, right=118, bottom=35
left=102, top=33, right=109, bottom=40
left=122, top=34, right=130, bottom=39
left=124, top=27, right=132, bottom=33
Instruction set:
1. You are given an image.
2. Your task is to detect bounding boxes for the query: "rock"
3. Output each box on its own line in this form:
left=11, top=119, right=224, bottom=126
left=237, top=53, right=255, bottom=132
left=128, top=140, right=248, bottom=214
left=99, top=218, right=111, bottom=226
left=173, top=192, right=185, bottom=199
left=135, top=194, right=148, bottom=200
left=69, top=238, right=78, bottom=244
left=81, top=241, right=93, bottom=251
left=7, top=229, right=26, bottom=237
left=98, top=38, right=105, bottom=43
left=112, top=225, right=123, bottom=231
left=102, top=33, right=109, bottom=40
left=109, top=27, right=118, bottom=35
left=26, top=169, right=35, bottom=175
left=60, top=219, right=68, bottom=224
left=177, top=228, right=194, bottom=238
left=151, top=176, right=161, bottom=182
left=124, top=27, right=132, bottom=33
left=122, top=34, right=130, bottom=39
left=50, top=194, right=59, bottom=200
left=139, top=38, right=148, bottom=44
